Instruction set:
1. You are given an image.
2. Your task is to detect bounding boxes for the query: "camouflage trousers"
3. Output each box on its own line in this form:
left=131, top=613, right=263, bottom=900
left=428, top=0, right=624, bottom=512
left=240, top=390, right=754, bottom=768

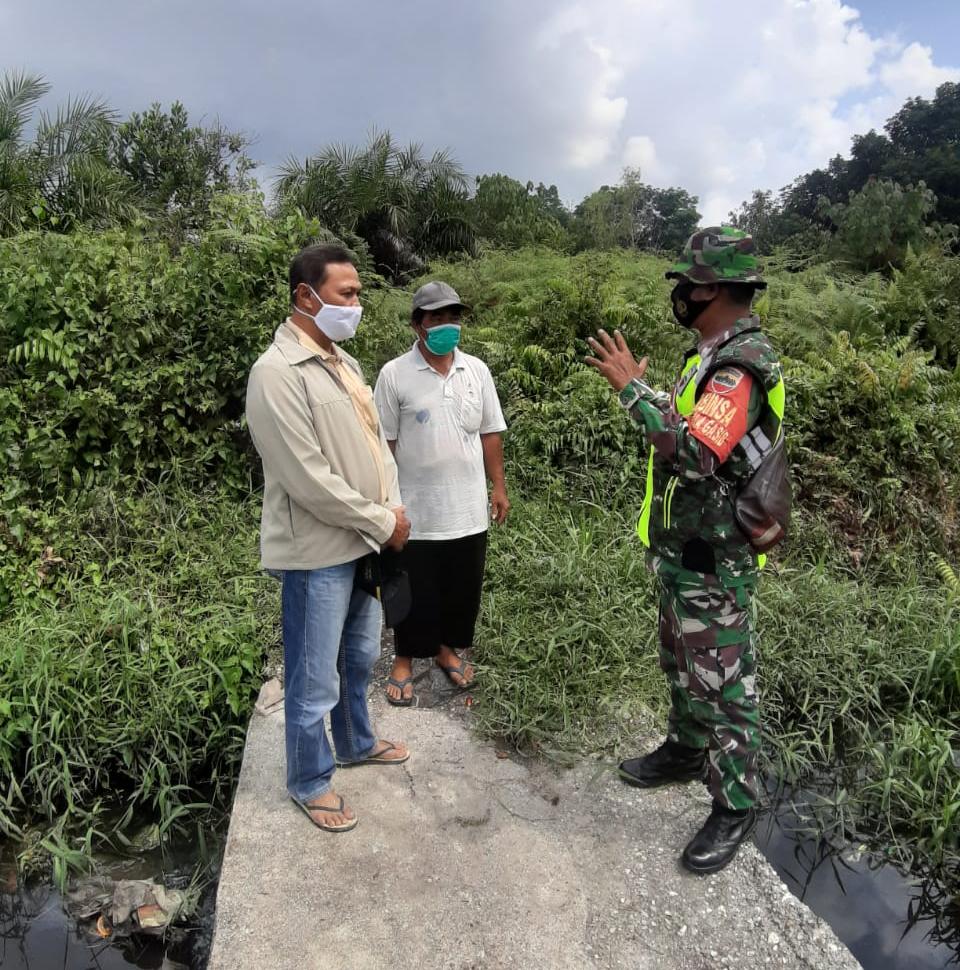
left=654, top=559, right=760, bottom=811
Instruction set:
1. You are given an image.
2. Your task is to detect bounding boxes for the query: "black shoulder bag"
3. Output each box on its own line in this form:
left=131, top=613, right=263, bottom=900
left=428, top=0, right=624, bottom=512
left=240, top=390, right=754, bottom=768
left=733, top=431, right=791, bottom=552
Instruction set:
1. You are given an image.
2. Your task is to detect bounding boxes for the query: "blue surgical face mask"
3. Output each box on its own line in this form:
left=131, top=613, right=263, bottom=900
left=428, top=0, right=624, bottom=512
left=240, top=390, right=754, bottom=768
left=423, top=323, right=461, bottom=355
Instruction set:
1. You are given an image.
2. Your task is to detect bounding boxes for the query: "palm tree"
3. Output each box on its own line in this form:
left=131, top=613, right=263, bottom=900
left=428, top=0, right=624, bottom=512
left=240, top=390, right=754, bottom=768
left=276, top=130, right=476, bottom=279
left=0, top=70, right=137, bottom=235
left=0, top=71, right=47, bottom=233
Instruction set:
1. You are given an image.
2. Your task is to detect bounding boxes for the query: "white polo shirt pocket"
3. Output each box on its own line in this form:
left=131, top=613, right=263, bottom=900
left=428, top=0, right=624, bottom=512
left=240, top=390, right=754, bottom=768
left=448, top=379, right=483, bottom=433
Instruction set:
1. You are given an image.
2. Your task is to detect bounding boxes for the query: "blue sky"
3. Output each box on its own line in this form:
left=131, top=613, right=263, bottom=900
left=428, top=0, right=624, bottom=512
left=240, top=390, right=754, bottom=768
left=856, top=0, right=960, bottom=63
left=0, top=0, right=957, bottom=222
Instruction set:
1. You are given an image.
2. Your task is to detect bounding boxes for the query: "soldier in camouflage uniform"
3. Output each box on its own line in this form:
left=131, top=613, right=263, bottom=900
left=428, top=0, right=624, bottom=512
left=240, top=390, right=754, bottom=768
left=586, top=227, right=785, bottom=874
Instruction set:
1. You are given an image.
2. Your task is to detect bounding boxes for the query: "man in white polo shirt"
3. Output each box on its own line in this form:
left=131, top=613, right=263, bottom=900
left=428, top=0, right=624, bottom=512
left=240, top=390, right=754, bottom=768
left=374, top=281, right=509, bottom=705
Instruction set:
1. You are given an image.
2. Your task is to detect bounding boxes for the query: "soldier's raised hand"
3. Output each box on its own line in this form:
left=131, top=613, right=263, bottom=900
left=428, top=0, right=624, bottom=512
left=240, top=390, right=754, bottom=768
left=585, top=329, right=649, bottom=392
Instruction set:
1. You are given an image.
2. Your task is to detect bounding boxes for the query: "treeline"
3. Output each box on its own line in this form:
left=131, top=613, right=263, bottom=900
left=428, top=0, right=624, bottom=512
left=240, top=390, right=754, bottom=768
left=4, top=69, right=957, bottom=280
left=0, top=70, right=701, bottom=277
left=729, top=82, right=960, bottom=270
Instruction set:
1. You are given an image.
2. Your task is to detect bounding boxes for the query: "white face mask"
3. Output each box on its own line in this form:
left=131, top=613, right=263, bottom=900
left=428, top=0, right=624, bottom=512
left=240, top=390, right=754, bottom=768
left=300, top=285, right=363, bottom=342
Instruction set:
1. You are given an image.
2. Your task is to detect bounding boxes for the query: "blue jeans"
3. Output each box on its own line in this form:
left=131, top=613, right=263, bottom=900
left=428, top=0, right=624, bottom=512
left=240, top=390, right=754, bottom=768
left=281, top=560, right=381, bottom=803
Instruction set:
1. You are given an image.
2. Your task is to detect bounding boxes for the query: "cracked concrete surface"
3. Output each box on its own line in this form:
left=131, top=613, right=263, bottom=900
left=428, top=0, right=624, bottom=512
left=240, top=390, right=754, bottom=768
left=207, top=674, right=862, bottom=970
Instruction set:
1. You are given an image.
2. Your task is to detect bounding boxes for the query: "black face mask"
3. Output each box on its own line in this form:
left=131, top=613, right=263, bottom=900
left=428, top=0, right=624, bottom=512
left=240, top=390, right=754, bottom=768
left=670, top=282, right=712, bottom=328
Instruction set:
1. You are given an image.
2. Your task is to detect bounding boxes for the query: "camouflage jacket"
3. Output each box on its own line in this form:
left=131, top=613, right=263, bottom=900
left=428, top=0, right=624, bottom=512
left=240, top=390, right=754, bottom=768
left=618, top=316, right=783, bottom=582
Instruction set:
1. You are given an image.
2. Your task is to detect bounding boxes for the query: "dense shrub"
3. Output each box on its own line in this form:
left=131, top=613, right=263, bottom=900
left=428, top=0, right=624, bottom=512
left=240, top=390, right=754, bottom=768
left=431, top=248, right=960, bottom=556
left=817, top=178, right=938, bottom=272
left=0, top=197, right=303, bottom=502
left=0, top=196, right=413, bottom=606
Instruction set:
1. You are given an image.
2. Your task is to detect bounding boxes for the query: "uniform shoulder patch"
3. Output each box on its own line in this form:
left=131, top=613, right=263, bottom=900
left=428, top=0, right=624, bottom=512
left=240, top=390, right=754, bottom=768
left=707, top=367, right=745, bottom=394
left=689, top=367, right=754, bottom=462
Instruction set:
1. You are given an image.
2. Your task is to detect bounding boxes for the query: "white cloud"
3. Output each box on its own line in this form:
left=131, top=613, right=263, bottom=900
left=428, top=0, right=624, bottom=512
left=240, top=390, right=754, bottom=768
left=796, top=99, right=858, bottom=159
left=536, top=13, right=628, bottom=169
left=881, top=41, right=959, bottom=102
left=763, top=0, right=881, bottom=100
left=622, top=135, right=660, bottom=178
left=529, top=0, right=960, bottom=221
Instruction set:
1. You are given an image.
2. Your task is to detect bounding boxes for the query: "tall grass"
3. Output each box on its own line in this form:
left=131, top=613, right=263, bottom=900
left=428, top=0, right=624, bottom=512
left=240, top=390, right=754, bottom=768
left=474, top=501, right=662, bottom=754
left=0, top=483, right=278, bottom=883
left=760, top=560, right=960, bottom=873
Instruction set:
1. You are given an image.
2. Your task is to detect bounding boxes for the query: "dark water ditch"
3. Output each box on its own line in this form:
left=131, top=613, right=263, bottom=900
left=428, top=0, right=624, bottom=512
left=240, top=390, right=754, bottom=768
left=756, top=791, right=959, bottom=969
left=0, top=836, right=217, bottom=970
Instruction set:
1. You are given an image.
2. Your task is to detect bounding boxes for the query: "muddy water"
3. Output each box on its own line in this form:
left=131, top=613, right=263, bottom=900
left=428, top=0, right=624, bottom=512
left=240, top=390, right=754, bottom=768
left=1, top=881, right=170, bottom=969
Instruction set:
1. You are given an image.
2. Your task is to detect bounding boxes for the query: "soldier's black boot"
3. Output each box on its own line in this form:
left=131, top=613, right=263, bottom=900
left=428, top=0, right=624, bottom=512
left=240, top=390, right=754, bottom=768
left=681, top=801, right=757, bottom=874
left=618, top=738, right=706, bottom=789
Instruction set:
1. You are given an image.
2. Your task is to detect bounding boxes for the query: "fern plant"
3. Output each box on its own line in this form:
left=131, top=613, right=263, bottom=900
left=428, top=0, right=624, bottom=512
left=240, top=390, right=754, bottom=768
left=932, top=556, right=959, bottom=593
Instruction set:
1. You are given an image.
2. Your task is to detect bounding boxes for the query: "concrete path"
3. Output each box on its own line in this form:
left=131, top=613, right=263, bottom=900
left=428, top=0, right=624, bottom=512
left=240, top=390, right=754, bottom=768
left=208, top=678, right=861, bottom=970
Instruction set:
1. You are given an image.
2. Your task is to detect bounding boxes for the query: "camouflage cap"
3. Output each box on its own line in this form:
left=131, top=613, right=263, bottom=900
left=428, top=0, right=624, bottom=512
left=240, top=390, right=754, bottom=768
left=665, top=226, right=767, bottom=288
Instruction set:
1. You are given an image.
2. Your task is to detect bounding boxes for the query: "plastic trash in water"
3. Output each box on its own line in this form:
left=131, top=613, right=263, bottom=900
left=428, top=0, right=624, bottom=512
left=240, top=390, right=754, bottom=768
left=66, top=877, right=185, bottom=938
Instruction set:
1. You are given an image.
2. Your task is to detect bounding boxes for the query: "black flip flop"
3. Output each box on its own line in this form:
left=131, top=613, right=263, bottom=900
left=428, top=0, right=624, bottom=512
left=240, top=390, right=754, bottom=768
left=385, top=675, right=414, bottom=707
left=437, top=656, right=473, bottom=689
left=338, top=740, right=411, bottom=768
left=291, top=795, right=358, bottom=833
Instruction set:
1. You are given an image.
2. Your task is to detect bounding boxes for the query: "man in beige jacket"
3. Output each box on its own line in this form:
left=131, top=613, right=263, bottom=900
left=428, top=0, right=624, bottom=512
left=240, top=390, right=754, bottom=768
left=246, top=243, right=411, bottom=833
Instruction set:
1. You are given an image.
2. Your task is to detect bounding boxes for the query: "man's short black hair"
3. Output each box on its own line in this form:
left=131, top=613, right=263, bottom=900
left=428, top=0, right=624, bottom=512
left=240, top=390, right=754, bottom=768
left=289, top=243, right=356, bottom=302
left=412, top=306, right=464, bottom=326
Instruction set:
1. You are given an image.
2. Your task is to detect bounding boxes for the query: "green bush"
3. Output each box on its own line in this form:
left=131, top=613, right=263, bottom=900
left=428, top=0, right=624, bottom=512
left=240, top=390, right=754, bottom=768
left=0, top=196, right=304, bottom=503
left=0, top=482, right=278, bottom=874
left=884, top=247, right=960, bottom=365
left=818, top=178, right=939, bottom=273
left=787, top=330, right=960, bottom=554
left=430, top=247, right=960, bottom=556
left=0, top=483, right=277, bottom=876
left=0, top=195, right=414, bottom=607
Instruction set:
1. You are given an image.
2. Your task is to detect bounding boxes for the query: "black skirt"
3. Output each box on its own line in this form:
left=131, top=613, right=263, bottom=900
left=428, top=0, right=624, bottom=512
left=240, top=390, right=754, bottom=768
left=393, top=531, right=488, bottom=658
